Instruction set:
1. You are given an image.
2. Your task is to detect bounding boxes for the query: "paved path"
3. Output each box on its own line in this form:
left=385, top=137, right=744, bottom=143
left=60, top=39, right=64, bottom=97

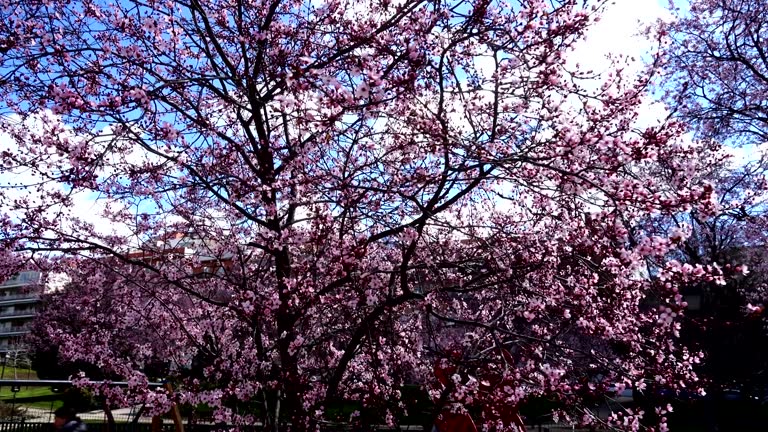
left=21, top=407, right=54, bottom=423
left=21, top=406, right=147, bottom=423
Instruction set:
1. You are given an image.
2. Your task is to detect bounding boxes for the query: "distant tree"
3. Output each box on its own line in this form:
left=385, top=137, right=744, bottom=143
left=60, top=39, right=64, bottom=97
left=660, top=0, right=768, bottom=145
left=638, top=150, right=768, bottom=401
left=658, top=0, right=768, bottom=392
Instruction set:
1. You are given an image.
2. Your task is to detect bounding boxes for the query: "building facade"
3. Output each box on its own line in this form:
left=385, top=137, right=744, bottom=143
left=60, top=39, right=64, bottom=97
left=0, top=270, right=42, bottom=354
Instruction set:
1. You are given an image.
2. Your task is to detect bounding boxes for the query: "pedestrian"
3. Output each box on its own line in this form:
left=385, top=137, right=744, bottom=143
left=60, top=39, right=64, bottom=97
left=53, top=406, right=88, bottom=432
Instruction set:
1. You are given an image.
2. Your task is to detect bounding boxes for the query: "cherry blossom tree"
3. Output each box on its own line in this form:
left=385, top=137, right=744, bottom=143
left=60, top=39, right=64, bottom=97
left=657, top=0, right=768, bottom=395
left=660, top=0, right=768, bottom=145
left=659, top=0, right=768, bottom=288
left=0, top=0, right=726, bottom=430
left=636, top=152, right=768, bottom=414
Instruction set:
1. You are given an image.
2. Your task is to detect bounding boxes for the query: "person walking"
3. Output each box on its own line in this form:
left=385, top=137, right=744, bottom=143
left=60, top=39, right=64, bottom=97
left=53, top=406, right=88, bottom=432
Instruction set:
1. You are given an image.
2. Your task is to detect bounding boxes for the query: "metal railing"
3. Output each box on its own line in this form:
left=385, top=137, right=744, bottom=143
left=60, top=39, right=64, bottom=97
left=0, top=380, right=170, bottom=426
left=0, top=380, right=166, bottom=388
left=0, top=424, right=280, bottom=432
left=0, top=422, right=384, bottom=432
left=0, top=423, right=52, bottom=432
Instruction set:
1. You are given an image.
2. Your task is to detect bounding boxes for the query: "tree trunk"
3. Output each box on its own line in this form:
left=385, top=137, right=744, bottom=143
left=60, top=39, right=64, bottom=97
left=103, top=400, right=116, bottom=432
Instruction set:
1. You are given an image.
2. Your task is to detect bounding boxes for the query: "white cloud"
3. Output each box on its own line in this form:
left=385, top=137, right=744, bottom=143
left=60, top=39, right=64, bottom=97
left=0, top=114, right=140, bottom=242
left=725, top=143, right=768, bottom=167
left=569, top=0, right=672, bottom=79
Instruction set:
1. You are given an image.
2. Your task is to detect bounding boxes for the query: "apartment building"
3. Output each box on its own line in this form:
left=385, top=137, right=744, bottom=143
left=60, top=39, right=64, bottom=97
left=0, top=270, right=42, bottom=354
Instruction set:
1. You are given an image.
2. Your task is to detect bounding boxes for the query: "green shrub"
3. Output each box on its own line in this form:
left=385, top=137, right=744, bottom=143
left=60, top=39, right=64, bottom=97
left=0, top=401, right=28, bottom=420
left=62, top=387, right=99, bottom=413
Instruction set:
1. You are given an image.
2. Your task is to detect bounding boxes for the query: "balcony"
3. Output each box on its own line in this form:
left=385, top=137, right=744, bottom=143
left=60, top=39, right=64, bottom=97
left=0, top=310, right=36, bottom=320
left=0, top=326, right=31, bottom=337
left=0, top=294, right=40, bottom=305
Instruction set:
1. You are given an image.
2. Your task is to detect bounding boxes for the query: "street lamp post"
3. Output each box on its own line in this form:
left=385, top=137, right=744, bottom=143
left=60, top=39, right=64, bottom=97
left=0, top=353, right=6, bottom=384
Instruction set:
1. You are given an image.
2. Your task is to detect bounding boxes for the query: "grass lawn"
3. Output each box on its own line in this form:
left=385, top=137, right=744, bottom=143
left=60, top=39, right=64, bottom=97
left=19, top=398, right=64, bottom=410
left=0, top=366, right=59, bottom=410
left=0, top=366, right=38, bottom=380
left=0, top=386, right=64, bottom=410
left=0, top=386, right=54, bottom=399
